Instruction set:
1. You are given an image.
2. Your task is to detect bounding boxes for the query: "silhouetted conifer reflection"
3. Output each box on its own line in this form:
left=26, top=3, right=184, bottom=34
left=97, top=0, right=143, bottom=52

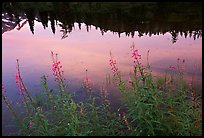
left=2, top=2, right=202, bottom=43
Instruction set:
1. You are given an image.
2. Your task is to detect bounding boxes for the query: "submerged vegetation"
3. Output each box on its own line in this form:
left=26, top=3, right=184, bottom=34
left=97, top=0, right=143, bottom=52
left=2, top=44, right=202, bottom=136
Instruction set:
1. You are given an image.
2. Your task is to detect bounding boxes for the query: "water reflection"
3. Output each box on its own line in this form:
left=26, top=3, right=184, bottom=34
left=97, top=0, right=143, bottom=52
left=2, top=2, right=202, bottom=43
left=2, top=20, right=202, bottom=97
left=2, top=2, right=202, bottom=136
left=2, top=21, right=202, bottom=135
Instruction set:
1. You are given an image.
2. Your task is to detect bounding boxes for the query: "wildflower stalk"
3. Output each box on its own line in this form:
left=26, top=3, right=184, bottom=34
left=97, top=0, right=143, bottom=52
left=82, top=69, right=99, bottom=128
left=16, top=59, right=33, bottom=104
left=147, top=49, right=150, bottom=68
left=83, top=69, right=94, bottom=101
left=2, top=94, right=21, bottom=124
left=176, top=58, right=186, bottom=101
left=16, top=59, right=34, bottom=117
left=51, top=51, right=67, bottom=99
left=41, top=75, right=55, bottom=111
left=2, top=50, right=201, bottom=136
left=100, top=85, right=111, bottom=112
left=109, top=51, right=121, bottom=83
left=130, top=43, right=145, bottom=84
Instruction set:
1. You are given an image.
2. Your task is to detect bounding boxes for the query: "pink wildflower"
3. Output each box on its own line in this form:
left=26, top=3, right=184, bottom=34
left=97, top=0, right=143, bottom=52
left=130, top=43, right=142, bottom=66
left=51, top=51, right=65, bottom=84
left=169, top=65, right=176, bottom=69
left=109, top=52, right=119, bottom=75
left=15, top=59, right=33, bottom=103
left=132, top=49, right=141, bottom=60
left=15, top=73, right=19, bottom=82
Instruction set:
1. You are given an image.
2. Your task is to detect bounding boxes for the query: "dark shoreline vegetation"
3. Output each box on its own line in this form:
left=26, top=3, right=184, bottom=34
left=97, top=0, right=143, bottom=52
left=2, top=2, right=202, bottom=43
left=2, top=46, right=202, bottom=136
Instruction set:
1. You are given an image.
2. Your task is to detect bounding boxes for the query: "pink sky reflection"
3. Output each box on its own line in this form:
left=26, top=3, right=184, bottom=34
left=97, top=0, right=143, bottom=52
left=2, top=20, right=202, bottom=88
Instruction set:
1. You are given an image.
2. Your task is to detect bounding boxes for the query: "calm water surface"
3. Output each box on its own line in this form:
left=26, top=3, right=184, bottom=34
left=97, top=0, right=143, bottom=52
left=2, top=20, right=202, bottom=135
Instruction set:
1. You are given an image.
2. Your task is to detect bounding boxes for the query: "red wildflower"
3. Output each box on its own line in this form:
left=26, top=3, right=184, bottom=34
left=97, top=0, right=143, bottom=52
left=109, top=52, right=119, bottom=75
left=15, top=59, right=33, bottom=103
left=132, top=49, right=141, bottom=60
left=51, top=51, right=65, bottom=83
left=130, top=43, right=142, bottom=66
left=169, top=65, right=176, bottom=69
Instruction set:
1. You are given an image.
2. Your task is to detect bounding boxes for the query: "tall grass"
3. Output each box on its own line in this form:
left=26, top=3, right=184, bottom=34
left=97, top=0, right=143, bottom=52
left=2, top=47, right=202, bottom=136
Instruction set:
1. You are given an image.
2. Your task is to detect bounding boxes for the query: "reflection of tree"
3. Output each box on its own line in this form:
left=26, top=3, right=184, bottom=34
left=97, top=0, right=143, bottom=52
left=59, top=24, right=69, bottom=39
left=25, top=9, right=35, bottom=34
left=170, top=30, right=178, bottom=43
left=59, top=23, right=74, bottom=39
left=49, top=11, right=56, bottom=34
left=39, top=11, right=48, bottom=29
left=78, top=22, right=82, bottom=30
left=2, top=2, right=202, bottom=42
left=16, top=19, right=28, bottom=31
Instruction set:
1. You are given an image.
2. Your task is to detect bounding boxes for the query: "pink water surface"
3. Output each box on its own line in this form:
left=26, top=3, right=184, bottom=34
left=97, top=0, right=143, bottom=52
left=2, top=21, right=202, bottom=87
left=2, top=20, right=202, bottom=136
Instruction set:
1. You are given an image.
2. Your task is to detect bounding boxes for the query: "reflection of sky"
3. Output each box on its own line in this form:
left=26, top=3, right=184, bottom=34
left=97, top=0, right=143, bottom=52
left=3, top=20, right=202, bottom=84
left=2, top=20, right=202, bottom=135
left=3, top=20, right=202, bottom=91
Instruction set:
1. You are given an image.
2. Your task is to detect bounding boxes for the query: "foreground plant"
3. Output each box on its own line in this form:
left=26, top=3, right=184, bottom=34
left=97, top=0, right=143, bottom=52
left=2, top=52, right=122, bottom=136
left=108, top=43, right=202, bottom=136
left=2, top=47, right=202, bottom=136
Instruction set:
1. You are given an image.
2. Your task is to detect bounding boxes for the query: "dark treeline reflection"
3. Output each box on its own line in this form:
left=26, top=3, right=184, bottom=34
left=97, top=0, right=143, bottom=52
left=2, top=2, right=202, bottom=43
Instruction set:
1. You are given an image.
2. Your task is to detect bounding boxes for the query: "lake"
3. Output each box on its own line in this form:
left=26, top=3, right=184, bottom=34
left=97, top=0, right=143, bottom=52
left=2, top=2, right=202, bottom=136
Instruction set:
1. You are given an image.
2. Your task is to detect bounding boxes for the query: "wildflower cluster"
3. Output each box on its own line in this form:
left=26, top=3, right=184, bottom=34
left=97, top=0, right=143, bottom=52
left=51, top=51, right=65, bottom=82
left=169, top=65, right=176, bottom=69
left=130, top=43, right=145, bottom=83
left=51, top=51, right=67, bottom=97
left=111, top=44, right=202, bottom=136
left=2, top=50, right=202, bottom=136
left=130, top=43, right=141, bottom=66
left=109, top=52, right=118, bottom=76
left=132, top=49, right=141, bottom=60
left=109, top=51, right=122, bottom=84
